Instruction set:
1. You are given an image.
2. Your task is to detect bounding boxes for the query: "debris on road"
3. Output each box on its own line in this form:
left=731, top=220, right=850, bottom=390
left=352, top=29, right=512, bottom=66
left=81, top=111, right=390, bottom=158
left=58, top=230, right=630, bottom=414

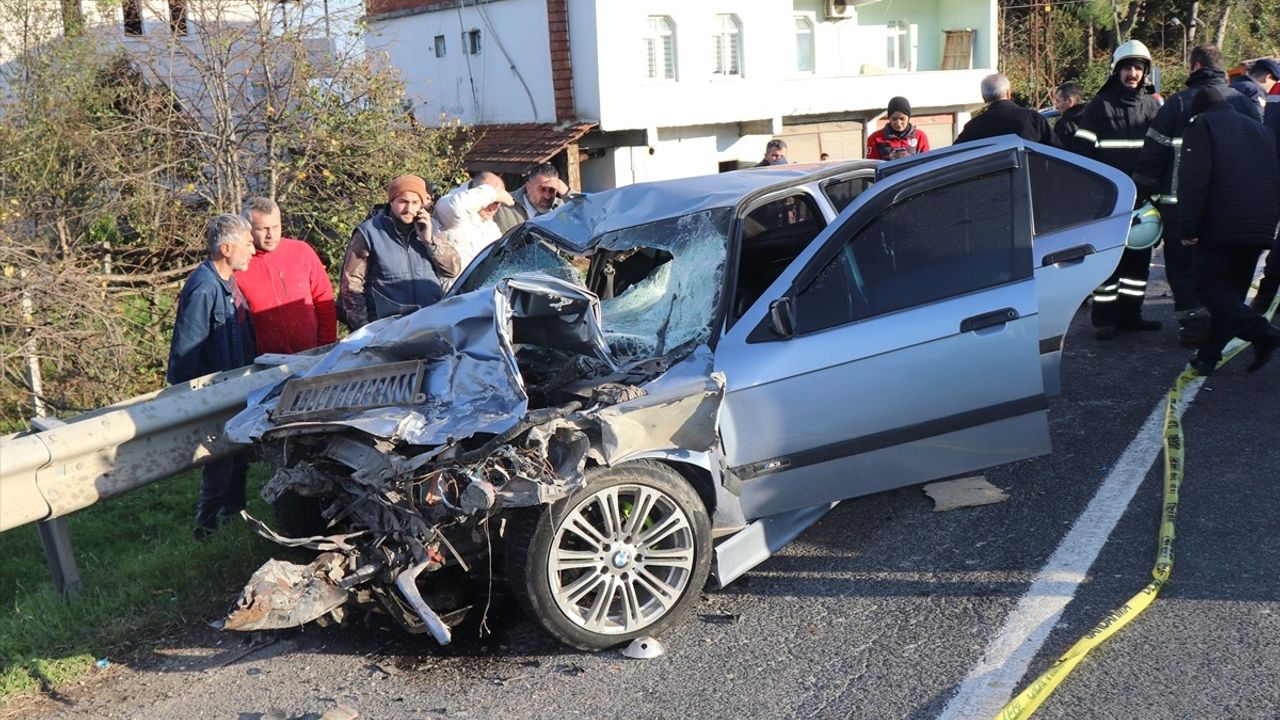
left=622, top=636, right=665, bottom=659
left=923, top=476, right=1009, bottom=512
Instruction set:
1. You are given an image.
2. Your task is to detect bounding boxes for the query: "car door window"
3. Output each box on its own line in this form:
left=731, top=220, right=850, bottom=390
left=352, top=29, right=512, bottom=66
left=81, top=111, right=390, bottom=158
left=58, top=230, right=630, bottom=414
left=795, top=170, right=1018, bottom=334
left=1027, top=152, right=1118, bottom=235
left=821, top=176, right=872, bottom=214
left=732, top=192, right=826, bottom=321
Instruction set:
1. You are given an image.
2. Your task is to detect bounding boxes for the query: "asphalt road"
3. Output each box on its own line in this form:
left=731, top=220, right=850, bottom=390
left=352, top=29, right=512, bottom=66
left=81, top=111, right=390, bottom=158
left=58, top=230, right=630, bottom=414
left=21, top=256, right=1280, bottom=720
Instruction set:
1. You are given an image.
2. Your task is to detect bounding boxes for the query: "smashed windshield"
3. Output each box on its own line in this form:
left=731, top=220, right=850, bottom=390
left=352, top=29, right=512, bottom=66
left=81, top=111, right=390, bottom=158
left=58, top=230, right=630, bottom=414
left=595, top=209, right=730, bottom=357
left=460, top=208, right=731, bottom=358
left=456, top=227, right=584, bottom=294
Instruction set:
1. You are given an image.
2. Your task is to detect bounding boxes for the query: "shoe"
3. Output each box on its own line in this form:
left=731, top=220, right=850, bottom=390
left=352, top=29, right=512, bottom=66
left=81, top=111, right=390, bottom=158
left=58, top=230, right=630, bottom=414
left=1188, top=354, right=1217, bottom=377
left=1094, top=325, right=1117, bottom=340
left=192, top=524, right=216, bottom=542
left=1246, top=327, right=1280, bottom=373
left=1252, top=291, right=1277, bottom=316
left=1117, top=317, right=1163, bottom=332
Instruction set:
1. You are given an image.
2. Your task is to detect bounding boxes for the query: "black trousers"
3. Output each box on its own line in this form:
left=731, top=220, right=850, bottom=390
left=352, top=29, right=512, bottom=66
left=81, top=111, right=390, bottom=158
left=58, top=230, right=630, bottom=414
left=195, top=452, right=249, bottom=530
left=1194, top=245, right=1271, bottom=362
left=1092, top=246, right=1153, bottom=327
left=1158, top=204, right=1203, bottom=314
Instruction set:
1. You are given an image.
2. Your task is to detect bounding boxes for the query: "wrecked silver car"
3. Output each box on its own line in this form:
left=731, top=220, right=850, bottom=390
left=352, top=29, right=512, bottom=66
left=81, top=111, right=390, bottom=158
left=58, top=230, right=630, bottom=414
left=224, top=137, right=1138, bottom=650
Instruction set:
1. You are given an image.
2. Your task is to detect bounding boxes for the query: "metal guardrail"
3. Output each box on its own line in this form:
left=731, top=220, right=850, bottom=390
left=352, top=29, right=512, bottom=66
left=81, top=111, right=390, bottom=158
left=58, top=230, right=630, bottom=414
left=0, top=354, right=320, bottom=534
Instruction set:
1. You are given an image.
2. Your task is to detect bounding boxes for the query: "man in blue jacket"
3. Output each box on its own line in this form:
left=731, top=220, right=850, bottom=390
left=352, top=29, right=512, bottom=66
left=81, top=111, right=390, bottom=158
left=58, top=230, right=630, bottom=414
left=167, top=213, right=258, bottom=539
left=1230, top=57, right=1278, bottom=121
left=1177, top=86, right=1280, bottom=375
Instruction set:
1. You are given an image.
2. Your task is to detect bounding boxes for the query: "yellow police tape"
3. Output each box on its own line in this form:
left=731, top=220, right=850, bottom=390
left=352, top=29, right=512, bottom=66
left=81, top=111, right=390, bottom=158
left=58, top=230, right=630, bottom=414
left=994, top=294, right=1278, bottom=720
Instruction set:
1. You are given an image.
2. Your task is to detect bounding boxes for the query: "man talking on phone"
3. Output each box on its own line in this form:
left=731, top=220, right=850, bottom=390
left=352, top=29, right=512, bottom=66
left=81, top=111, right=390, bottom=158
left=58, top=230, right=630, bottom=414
left=339, top=174, right=461, bottom=330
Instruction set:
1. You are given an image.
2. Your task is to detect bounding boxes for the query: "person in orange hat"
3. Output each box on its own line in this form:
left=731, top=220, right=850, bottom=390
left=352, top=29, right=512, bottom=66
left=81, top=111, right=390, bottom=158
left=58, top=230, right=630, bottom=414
left=338, top=174, right=461, bottom=330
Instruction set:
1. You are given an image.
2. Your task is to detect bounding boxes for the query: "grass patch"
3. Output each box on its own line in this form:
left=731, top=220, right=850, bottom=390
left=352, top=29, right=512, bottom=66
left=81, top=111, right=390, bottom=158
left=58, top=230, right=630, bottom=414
left=0, top=464, right=278, bottom=701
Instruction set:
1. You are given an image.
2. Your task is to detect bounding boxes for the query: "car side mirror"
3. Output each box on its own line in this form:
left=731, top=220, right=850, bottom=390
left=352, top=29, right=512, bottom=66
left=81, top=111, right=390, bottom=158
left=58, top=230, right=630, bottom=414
left=768, top=297, right=796, bottom=339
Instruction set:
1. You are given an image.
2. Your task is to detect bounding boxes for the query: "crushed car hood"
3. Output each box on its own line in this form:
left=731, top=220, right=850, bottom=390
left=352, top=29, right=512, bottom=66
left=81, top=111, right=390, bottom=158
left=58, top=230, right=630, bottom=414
left=226, top=274, right=617, bottom=446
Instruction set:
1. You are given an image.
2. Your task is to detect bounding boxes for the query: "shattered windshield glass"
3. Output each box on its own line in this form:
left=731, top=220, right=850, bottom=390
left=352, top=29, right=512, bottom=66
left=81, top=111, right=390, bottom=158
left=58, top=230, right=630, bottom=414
left=595, top=209, right=730, bottom=357
left=457, top=227, right=585, bottom=294
left=463, top=208, right=731, bottom=359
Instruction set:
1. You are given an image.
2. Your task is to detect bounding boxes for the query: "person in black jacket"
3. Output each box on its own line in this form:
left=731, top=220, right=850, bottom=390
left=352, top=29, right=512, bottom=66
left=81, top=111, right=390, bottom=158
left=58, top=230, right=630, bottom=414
left=1177, top=86, right=1280, bottom=375
left=1230, top=57, right=1279, bottom=122
left=1132, top=45, right=1259, bottom=346
left=1071, top=40, right=1162, bottom=338
left=955, top=73, right=1053, bottom=145
left=1051, top=82, right=1086, bottom=149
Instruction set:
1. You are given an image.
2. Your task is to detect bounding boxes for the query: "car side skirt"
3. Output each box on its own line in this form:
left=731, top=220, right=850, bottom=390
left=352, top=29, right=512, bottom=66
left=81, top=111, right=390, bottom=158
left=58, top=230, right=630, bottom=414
left=711, top=502, right=837, bottom=589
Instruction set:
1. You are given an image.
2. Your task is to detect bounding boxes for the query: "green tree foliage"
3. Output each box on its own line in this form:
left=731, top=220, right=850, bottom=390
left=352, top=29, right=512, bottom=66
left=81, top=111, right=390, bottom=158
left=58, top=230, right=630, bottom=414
left=1000, top=0, right=1279, bottom=106
left=0, top=1, right=473, bottom=423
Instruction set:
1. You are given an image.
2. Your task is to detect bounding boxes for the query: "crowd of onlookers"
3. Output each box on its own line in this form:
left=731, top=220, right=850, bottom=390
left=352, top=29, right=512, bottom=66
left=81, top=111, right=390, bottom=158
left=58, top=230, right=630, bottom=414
left=166, top=42, right=1279, bottom=539
left=166, top=162, right=569, bottom=537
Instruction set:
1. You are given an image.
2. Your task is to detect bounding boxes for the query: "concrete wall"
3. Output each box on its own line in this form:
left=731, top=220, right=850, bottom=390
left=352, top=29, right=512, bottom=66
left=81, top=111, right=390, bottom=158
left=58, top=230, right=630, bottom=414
left=367, top=0, right=557, bottom=124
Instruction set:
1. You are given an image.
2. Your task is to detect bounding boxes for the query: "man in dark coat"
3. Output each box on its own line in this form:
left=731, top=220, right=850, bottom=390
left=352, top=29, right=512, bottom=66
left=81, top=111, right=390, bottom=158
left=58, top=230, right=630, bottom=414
left=168, top=214, right=258, bottom=539
left=1051, top=82, right=1086, bottom=149
left=1071, top=40, right=1162, bottom=338
left=1133, top=45, right=1260, bottom=346
left=955, top=73, right=1053, bottom=145
left=338, top=175, right=461, bottom=330
left=1177, top=86, right=1280, bottom=375
left=1230, top=57, right=1279, bottom=122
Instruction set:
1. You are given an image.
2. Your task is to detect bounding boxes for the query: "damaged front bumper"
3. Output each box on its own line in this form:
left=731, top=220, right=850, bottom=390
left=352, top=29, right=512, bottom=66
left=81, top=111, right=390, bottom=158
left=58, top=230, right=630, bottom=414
left=221, top=274, right=725, bottom=643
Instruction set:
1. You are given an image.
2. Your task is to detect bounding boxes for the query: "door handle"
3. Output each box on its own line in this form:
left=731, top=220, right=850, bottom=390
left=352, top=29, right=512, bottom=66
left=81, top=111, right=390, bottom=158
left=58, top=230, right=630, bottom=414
left=1041, top=244, right=1095, bottom=267
left=961, top=308, right=1019, bottom=333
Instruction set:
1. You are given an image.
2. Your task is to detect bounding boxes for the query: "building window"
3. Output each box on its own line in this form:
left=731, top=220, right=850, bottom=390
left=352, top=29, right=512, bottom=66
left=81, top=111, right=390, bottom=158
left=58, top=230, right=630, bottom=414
left=643, top=16, right=676, bottom=81
left=122, top=0, right=143, bottom=35
left=463, top=28, right=481, bottom=55
left=169, top=0, right=187, bottom=36
left=711, top=14, right=742, bottom=78
left=886, top=20, right=909, bottom=69
left=434, top=35, right=446, bottom=57
left=794, top=15, right=814, bottom=73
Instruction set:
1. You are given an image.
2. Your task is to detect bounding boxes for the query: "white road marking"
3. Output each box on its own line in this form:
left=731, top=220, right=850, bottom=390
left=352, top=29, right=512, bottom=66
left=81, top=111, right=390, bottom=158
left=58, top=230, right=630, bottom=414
left=937, top=378, right=1204, bottom=720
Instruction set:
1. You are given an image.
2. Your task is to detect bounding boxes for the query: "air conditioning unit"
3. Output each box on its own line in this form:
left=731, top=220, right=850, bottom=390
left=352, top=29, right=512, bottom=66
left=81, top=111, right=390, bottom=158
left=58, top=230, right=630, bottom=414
left=824, top=0, right=880, bottom=21
left=823, top=0, right=854, bottom=20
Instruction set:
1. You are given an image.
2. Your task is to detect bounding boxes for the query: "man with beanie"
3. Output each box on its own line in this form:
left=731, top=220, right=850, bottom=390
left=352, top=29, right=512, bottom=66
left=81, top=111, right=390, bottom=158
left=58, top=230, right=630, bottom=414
left=955, top=73, right=1052, bottom=144
left=234, top=197, right=337, bottom=354
left=865, top=97, right=931, bottom=160
left=339, top=174, right=461, bottom=330
left=1132, top=44, right=1259, bottom=346
left=1071, top=40, right=1162, bottom=339
left=1177, top=85, right=1280, bottom=375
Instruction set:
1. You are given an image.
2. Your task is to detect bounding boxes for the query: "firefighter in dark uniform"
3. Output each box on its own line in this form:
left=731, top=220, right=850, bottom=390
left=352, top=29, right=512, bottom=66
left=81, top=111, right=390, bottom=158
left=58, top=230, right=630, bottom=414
left=1132, top=44, right=1259, bottom=345
left=1071, top=40, right=1162, bottom=339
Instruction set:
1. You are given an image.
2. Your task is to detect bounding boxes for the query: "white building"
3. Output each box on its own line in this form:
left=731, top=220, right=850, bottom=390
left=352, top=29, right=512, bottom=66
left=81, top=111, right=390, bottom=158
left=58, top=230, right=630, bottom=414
left=366, top=0, right=997, bottom=191
left=1, top=1, right=364, bottom=88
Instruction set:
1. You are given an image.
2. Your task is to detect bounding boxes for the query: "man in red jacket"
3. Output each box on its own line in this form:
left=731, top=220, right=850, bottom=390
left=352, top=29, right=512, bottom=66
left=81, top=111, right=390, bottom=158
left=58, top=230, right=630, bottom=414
left=235, top=197, right=337, bottom=354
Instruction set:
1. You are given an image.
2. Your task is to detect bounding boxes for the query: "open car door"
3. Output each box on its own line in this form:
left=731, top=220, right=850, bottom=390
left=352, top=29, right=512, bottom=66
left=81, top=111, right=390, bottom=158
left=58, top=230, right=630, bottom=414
left=716, top=138, right=1051, bottom=520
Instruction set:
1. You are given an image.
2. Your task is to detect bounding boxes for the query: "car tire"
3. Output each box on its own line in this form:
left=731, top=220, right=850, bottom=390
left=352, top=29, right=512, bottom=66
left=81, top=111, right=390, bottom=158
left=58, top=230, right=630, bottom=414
left=505, top=461, right=712, bottom=651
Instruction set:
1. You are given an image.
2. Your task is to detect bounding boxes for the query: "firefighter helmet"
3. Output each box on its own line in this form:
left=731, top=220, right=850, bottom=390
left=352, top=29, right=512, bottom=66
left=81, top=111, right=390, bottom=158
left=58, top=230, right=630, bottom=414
left=1127, top=201, right=1162, bottom=250
left=1112, top=40, right=1153, bottom=73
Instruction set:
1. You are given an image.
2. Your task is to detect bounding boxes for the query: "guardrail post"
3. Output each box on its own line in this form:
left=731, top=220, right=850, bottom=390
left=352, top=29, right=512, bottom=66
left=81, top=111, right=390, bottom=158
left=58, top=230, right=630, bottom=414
left=22, top=279, right=83, bottom=600
left=28, top=417, right=82, bottom=599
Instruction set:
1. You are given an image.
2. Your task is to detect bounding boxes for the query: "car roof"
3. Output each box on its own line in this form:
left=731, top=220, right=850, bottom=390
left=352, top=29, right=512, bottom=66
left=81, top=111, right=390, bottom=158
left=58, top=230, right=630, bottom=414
left=529, top=160, right=877, bottom=251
